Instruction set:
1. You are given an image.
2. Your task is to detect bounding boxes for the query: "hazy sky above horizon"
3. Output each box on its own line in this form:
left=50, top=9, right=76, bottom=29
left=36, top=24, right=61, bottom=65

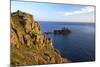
left=11, top=1, right=95, bottom=23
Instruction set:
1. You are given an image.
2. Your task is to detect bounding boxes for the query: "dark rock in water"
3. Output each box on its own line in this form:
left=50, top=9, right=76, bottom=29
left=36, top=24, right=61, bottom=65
left=44, top=27, right=71, bottom=35
left=53, top=27, right=71, bottom=35
left=44, top=32, right=52, bottom=35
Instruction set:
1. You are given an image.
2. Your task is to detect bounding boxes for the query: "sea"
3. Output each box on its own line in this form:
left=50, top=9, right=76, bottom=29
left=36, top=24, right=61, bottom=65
left=39, top=21, right=95, bottom=62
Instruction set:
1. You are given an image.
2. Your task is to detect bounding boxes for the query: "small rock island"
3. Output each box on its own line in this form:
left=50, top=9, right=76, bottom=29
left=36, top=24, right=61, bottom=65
left=44, top=27, right=71, bottom=35
left=53, top=27, right=71, bottom=35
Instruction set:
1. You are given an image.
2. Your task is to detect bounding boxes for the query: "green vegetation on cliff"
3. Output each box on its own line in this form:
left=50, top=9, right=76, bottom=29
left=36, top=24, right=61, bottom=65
left=11, top=10, right=69, bottom=66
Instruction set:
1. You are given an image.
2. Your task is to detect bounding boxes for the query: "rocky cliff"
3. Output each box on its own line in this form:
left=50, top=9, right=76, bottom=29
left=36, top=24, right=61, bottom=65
left=11, top=10, right=69, bottom=66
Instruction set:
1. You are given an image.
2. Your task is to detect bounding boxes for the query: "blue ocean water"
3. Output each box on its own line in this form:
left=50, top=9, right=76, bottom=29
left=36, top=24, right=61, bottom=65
left=39, top=21, right=95, bottom=62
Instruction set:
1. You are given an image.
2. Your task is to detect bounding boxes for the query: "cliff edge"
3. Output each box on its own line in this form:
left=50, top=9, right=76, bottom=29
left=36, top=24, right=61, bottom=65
left=11, top=10, right=69, bottom=66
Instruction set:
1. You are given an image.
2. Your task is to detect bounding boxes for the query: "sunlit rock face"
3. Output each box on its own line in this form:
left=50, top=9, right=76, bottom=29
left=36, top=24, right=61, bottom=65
left=11, top=10, right=69, bottom=66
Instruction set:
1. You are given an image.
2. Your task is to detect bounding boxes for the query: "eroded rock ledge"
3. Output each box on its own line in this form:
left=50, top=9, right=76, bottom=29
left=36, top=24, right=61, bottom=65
left=11, top=10, right=69, bottom=66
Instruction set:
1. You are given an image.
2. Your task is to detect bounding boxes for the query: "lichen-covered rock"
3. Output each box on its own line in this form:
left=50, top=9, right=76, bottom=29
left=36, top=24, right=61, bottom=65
left=11, top=10, right=69, bottom=66
left=11, top=29, right=20, bottom=48
left=24, top=15, right=33, bottom=33
left=24, top=34, right=33, bottom=48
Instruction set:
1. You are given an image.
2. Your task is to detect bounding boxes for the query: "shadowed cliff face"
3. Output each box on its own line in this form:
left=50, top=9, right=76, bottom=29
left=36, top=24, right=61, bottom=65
left=11, top=10, right=69, bottom=66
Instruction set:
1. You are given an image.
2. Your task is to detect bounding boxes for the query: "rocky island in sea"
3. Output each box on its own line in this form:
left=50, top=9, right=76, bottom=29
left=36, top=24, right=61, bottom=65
left=11, top=10, right=69, bottom=66
left=53, top=27, right=71, bottom=35
left=44, top=27, right=71, bottom=35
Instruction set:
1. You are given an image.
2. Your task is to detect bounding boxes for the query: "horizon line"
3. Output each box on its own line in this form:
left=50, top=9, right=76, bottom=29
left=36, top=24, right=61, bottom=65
left=37, top=20, right=95, bottom=23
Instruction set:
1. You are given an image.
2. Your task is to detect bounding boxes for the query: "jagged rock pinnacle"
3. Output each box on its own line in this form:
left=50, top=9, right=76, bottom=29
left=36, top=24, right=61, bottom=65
left=11, top=10, right=69, bottom=66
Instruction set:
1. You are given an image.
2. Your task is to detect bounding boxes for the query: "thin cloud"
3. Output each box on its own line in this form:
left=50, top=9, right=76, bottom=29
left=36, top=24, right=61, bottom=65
left=64, top=6, right=94, bottom=16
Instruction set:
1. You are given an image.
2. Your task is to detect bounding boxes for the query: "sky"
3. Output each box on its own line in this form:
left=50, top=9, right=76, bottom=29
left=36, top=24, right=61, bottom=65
left=11, top=1, right=95, bottom=23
